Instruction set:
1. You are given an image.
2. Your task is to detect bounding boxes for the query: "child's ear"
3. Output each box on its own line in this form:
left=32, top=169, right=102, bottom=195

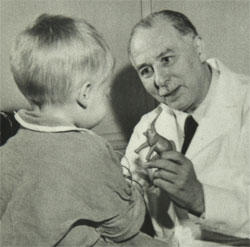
left=76, top=81, right=92, bottom=109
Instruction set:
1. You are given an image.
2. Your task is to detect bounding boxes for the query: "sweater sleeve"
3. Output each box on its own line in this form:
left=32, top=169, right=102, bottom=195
left=99, top=141, right=146, bottom=243
left=121, top=114, right=154, bottom=186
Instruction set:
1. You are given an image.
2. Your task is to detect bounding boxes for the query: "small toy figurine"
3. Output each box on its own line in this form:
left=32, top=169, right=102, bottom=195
left=135, top=107, right=176, bottom=161
left=134, top=107, right=176, bottom=188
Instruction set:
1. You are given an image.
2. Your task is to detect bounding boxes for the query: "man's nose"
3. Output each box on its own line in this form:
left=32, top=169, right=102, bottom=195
left=154, top=66, right=170, bottom=89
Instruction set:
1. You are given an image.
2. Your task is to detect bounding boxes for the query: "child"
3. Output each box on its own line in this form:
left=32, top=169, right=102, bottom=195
left=0, top=14, right=168, bottom=246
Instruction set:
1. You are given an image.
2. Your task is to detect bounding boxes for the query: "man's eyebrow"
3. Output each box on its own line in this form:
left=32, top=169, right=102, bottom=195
left=156, top=48, right=174, bottom=59
left=135, top=48, right=174, bottom=70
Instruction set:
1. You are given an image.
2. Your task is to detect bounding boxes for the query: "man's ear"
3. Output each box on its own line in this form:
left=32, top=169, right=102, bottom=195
left=76, top=81, right=92, bottom=109
left=194, top=36, right=206, bottom=63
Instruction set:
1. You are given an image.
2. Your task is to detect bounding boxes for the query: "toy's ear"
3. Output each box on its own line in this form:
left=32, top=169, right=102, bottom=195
left=76, top=81, right=92, bottom=109
left=194, top=36, right=206, bottom=63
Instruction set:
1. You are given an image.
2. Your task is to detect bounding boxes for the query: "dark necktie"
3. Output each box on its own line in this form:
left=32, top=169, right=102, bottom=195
left=181, top=115, right=198, bottom=154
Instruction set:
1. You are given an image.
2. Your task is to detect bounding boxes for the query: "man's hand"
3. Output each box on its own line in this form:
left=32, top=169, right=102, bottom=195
left=147, top=151, right=205, bottom=216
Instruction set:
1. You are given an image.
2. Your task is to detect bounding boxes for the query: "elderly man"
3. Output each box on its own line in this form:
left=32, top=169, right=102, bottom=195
left=122, top=10, right=250, bottom=245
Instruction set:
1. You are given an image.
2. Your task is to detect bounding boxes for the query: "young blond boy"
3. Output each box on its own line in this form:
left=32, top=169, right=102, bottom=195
left=0, top=14, right=168, bottom=246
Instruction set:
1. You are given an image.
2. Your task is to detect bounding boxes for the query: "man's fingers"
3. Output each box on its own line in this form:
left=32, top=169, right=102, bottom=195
left=160, top=151, right=192, bottom=167
left=153, top=169, right=177, bottom=182
left=152, top=178, right=176, bottom=192
left=147, top=159, right=180, bottom=174
left=170, top=140, right=176, bottom=151
left=160, top=150, right=185, bottom=161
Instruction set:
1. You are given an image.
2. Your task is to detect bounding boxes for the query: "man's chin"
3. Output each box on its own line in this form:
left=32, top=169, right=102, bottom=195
left=154, top=95, right=189, bottom=112
left=162, top=101, right=189, bottom=112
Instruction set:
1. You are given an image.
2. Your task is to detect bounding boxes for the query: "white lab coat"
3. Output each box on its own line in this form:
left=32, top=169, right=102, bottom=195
left=121, top=59, right=250, bottom=240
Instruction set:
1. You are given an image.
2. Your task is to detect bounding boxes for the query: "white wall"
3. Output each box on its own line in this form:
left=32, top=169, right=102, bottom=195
left=153, top=0, right=250, bottom=76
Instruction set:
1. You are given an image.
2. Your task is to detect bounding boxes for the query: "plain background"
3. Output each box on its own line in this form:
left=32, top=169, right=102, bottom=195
left=1, top=0, right=249, bottom=151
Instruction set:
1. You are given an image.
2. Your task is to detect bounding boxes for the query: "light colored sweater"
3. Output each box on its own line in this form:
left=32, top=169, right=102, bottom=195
left=1, top=123, right=146, bottom=246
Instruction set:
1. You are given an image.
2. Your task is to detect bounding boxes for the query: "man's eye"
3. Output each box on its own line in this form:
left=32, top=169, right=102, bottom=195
left=139, top=66, right=153, bottom=78
left=161, top=56, right=174, bottom=65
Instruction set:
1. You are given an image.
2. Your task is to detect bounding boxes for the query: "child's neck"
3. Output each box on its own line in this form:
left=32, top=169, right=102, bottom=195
left=31, top=104, right=76, bottom=127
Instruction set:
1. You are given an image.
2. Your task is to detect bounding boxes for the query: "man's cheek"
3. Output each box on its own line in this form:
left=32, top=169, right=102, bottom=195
left=145, top=84, right=156, bottom=95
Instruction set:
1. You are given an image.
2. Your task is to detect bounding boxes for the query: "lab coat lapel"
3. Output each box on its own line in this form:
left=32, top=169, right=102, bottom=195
left=155, top=104, right=182, bottom=151
left=186, top=60, right=239, bottom=159
left=186, top=105, right=236, bottom=159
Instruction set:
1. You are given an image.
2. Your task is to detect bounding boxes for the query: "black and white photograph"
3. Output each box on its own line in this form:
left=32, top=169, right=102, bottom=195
left=1, top=0, right=250, bottom=246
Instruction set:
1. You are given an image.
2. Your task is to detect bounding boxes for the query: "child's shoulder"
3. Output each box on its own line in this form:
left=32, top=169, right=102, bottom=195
left=1, top=128, right=120, bottom=178
left=1, top=129, right=107, bottom=168
left=63, top=130, right=112, bottom=155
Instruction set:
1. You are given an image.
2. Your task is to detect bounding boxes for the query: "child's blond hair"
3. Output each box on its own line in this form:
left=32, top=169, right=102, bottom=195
left=10, top=14, right=114, bottom=107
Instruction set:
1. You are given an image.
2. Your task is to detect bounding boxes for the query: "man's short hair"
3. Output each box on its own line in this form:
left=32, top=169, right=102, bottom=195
left=10, top=14, right=114, bottom=107
left=128, top=10, right=198, bottom=56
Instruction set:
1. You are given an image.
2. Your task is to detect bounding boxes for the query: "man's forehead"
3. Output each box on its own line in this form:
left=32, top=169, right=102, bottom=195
left=131, top=35, right=178, bottom=66
left=132, top=41, right=174, bottom=64
left=132, top=35, right=176, bottom=53
left=130, top=23, right=181, bottom=60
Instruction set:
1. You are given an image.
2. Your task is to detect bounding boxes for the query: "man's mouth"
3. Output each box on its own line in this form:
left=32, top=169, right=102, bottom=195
left=165, top=86, right=181, bottom=97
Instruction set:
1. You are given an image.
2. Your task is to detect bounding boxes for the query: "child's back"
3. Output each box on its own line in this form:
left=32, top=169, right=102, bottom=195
left=1, top=119, right=145, bottom=245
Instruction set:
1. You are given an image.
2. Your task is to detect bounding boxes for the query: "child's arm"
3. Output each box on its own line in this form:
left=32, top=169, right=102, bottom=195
left=97, top=142, right=146, bottom=243
left=118, top=232, right=172, bottom=247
